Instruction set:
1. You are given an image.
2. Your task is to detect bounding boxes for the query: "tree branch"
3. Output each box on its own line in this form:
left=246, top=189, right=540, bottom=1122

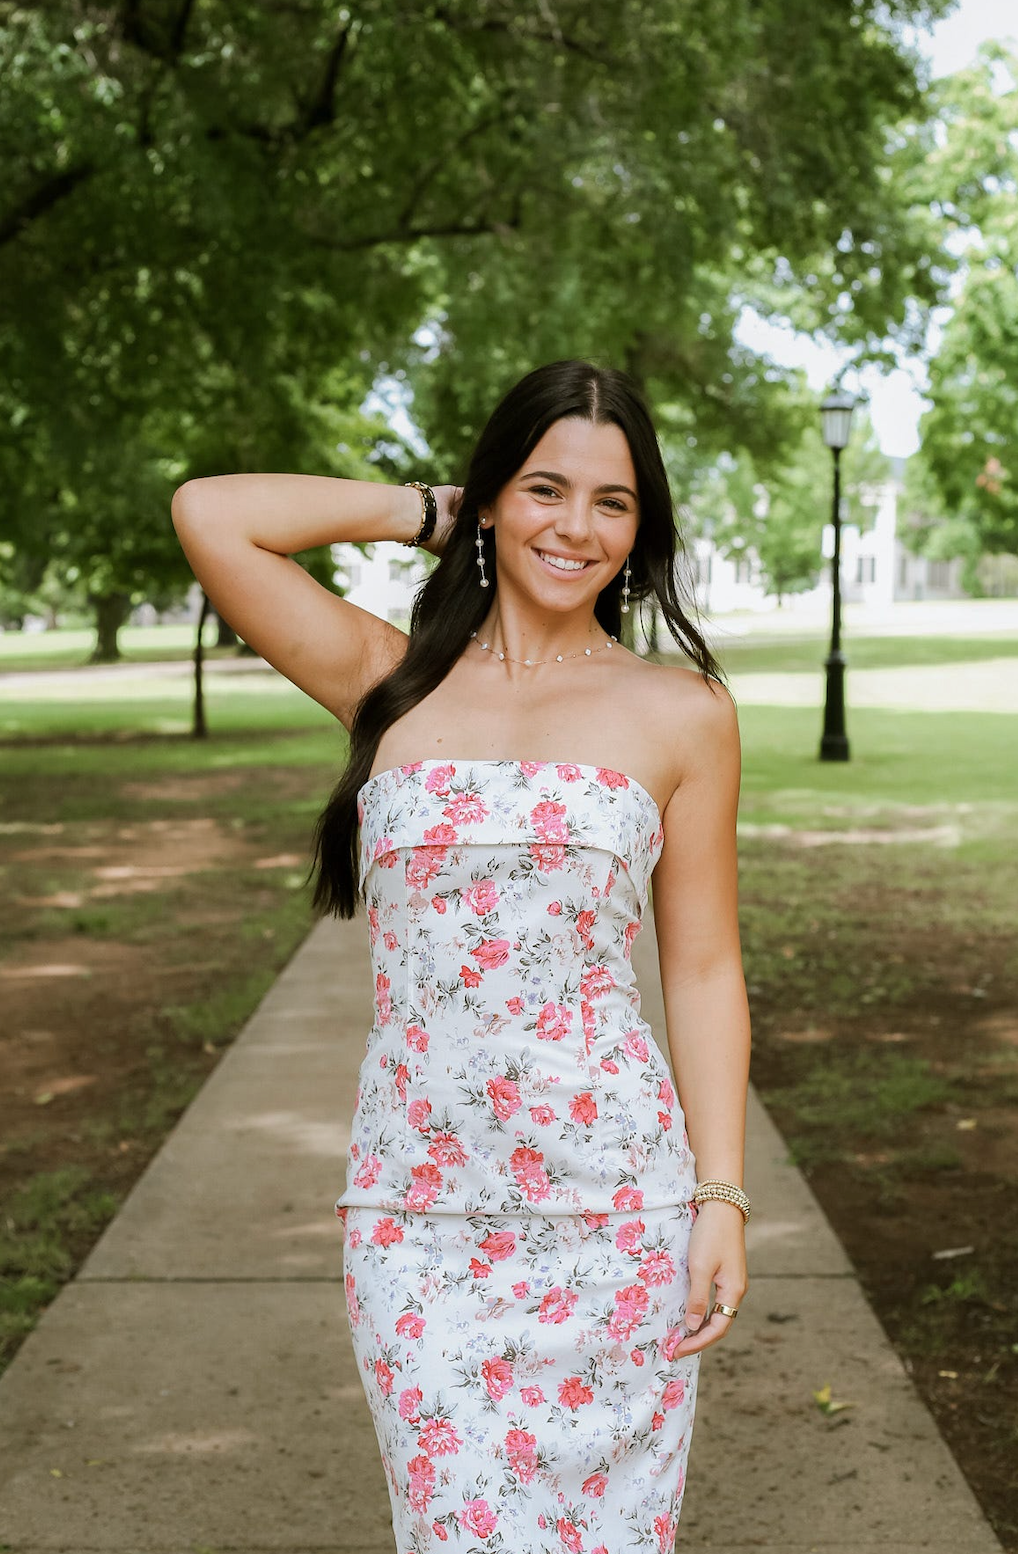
left=303, top=21, right=355, bottom=132
left=0, top=163, right=95, bottom=249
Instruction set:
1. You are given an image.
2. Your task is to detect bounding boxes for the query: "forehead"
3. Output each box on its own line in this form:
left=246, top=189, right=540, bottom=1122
left=523, top=417, right=636, bottom=482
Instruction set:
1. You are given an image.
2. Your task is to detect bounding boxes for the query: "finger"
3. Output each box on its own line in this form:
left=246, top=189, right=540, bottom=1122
left=682, top=1266, right=716, bottom=1336
left=668, top=1307, right=735, bottom=1358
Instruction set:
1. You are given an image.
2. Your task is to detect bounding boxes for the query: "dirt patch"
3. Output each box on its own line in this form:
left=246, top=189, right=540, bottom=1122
left=0, top=768, right=324, bottom=1374
left=745, top=845, right=1018, bottom=1553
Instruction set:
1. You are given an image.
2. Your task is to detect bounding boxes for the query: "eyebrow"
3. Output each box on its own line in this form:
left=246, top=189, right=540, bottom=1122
left=521, top=469, right=638, bottom=501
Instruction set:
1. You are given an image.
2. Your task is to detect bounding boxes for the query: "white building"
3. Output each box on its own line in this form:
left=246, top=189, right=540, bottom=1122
left=687, top=468, right=968, bottom=617
left=333, top=541, right=429, bottom=627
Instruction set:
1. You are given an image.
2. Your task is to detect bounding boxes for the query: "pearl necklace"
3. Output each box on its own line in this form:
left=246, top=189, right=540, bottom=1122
left=469, top=630, right=618, bottom=666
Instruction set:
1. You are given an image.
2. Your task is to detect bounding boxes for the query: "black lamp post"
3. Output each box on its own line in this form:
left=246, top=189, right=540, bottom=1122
left=818, top=388, right=856, bottom=762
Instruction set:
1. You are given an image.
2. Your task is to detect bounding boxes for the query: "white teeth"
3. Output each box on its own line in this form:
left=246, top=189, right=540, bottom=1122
left=537, top=550, right=589, bottom=572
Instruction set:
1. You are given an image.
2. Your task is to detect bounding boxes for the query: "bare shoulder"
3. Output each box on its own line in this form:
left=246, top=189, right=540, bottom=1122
left=628, top=657, right=739, bottom=777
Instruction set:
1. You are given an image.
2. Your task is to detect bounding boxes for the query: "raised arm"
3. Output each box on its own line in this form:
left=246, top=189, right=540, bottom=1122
left=170, top=476, right=451, bottom=728
left=651, top=674, right=751, bottom=1356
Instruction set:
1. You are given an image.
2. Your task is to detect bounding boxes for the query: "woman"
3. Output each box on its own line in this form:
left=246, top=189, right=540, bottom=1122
left=171, top=358, right=751, bottom=1554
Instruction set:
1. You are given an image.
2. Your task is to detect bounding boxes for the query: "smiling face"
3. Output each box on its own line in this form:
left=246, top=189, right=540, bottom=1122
left=480, top=416, right=640, bottom=610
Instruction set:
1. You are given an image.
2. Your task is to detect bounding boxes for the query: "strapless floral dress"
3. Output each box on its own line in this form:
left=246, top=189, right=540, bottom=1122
left=336, top=758, right=700, bottom=1554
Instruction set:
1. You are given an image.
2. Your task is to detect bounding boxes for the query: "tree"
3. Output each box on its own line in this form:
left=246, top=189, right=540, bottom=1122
left=911, top=45, right=1018, bottom=557
left=685, top=409, right=890, bottom=603
left=1, top=0, right=955, bottom=662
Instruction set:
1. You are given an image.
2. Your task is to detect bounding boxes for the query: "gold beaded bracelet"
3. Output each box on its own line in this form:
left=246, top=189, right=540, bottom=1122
left=692, top=1179, right=751, bottom=1223
left=401, top=481, right=438, bottom=549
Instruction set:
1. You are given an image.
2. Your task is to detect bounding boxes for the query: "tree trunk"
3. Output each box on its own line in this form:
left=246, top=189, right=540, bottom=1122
left=89, top=591, right=130, bottom=663
left=193, top=591, right=211, bottom=739
left=214, top=611, right=238, bottom=648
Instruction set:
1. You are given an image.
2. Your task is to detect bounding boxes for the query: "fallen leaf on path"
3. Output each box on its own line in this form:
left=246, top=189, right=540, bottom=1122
left=932, top=1245, right=974, bottom=1260
left=812, top=1383, right=855, bottom=1416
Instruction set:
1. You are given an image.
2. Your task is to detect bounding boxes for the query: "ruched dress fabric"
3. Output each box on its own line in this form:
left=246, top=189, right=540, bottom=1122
left=337, top=758, right=700, bottom=1554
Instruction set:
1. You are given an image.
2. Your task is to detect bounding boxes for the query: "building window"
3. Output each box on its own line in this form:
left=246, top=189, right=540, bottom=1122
left=345, top=563, right=362, bottom=588
left=928, top=560, right=949, bottom=587
left=898, top=554, right=908, bottom=588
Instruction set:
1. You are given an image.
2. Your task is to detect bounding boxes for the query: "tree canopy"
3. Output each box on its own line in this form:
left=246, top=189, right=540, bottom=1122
left=1, top=0, right=957, bottom=649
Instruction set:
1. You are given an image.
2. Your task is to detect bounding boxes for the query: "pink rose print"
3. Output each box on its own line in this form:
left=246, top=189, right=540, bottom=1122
left=433, top=1523, right=449, bottom=1542
left=370, top=1217, right=404, bottom=1247
left=353, top=1153, right=382, bottom=1190
left=486, top=1075, right=522, bottom=1120
left=520, top=1385, right=545, bottom=1406
left=638, top=1249, right=677, bottom=1286
left=596, top=766, right=629, bottom=791
left=403, top=1162, right=443, bottom=1211
left=458, top=1499, right=498, bottom=1540
left=480, top=1356, right=513, bottom=1400
left=582, top=1471, right=608, bottom=1498
left=658, top=1076, right=676, bottom=1108
left=459, top=963, right=483, bottom=987
left=530, top=798, right=568, bottom=839
left=395, top=1311, right=426, bottom=1339
left=623, top=919, right=640, bottom=956
left=575, top=908, right=597, bottom=948
left=478, top=1229, right=516, bottom=1261
left=383, top=929, right=398, bottom=950
left=393, top=1062, right=409, bottom=1103
left=462, top=878, right=500, bottom=915
left=608, top=1283, right=649, bottom=1340
left=651, top=1410, right=665, bottom=1432
left=530, top=841, right=566, bottom=871
left=510, top=1145, right=552, bottom=1203
left=406, top=1024, right=429, bottom=1052
left=662, top=1377, right=686, bottom=1410
left=580, top=964, right=614, bottom=999
left=424, top=763, right=455, bottom=794
left=555, top=763, right=583, bottom=782
left=583, top=1211, right=609, bottom=1229
left=512, top=1281, right=530, bottom=1299
left=613, top=1185, right=644, bottom=1211
left=557, top=1517, right=583, bottom=1553
left=471, top=937, right=511, bottom=971
left=601, top=1058, right=620, bottom=1074
left=505, top=994, right=525, bottom=1013
left=661, top=1325, right=686, bottom=1362
left=469, top=1258, right=491, bottom=1279
left=547, top=899, right=563, bottom=915
left=569, top=1092, right=598, bottom=1125
left=407, top=847, right=447, bottom=890
left=375, top=972, right=392, bottom=1025
left=654, top=1512, right=677, bottom=1553
left=529, top=1104, right=556, bottom=1126
left=630, top=1348, right=646, bottom=1367
left=615, top=1218, right=646, bottom=1255
left=505, top=1427, right=538, bottom=1484
left=428, top=1132, right=468, bottom=1167
left=624, top=1029, right=650, bottom=1062
left=398, top=1386, right=422, bottom=1422
left=536, top=1001, right=573, bottom=1042
left=406, top=1453, right=435, bottom=1513
left=418, top=1415, right=462, bottom=1456
left=558, top=1376, right=594, bottom=1409
left=444, top=791, right=488, bottom=824
left=407, top=1097, right=432, bottom=1132
left=537, top=1285, right=577, bottom=1325
left=374, top=1358, right=394, bottom=1396
left=431, top=895, right=447, bottom=914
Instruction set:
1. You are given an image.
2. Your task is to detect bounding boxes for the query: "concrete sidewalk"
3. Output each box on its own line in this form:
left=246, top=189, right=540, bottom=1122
left=0, top=913, right=1003, bottom=1554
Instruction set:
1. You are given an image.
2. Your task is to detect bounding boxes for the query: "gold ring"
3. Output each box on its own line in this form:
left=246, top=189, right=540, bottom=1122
left=712, top=1301, right=739, bottom=1319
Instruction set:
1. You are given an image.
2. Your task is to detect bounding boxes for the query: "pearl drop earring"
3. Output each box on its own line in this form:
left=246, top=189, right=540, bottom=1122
left=621, top=555, right=632, bottom=614
left=476, top=518, right=489, bottom=588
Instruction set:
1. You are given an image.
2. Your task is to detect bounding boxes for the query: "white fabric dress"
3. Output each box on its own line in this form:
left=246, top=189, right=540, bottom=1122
left=337, top=758, right=700, bottom=1554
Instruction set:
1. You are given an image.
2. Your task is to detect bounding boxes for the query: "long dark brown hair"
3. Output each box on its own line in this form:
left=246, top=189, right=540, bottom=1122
left=309, top=358, right=724, bottom=918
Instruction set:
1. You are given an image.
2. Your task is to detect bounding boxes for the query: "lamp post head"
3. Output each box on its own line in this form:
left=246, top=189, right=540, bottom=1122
left=820, top=388, right=856, bottom=452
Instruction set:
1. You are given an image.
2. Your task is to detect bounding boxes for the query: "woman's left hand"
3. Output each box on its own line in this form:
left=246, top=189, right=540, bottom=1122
left=668, top=1200, right=748, bottom=1358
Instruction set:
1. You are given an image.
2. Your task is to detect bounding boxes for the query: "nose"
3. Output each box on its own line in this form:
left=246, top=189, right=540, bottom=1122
left=553, top=497, right=596, bottom=542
